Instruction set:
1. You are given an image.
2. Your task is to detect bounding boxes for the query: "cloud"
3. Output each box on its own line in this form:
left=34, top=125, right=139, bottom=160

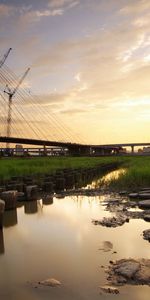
left=74, top=72, right=81, bottom=82
left=2, top=0, right=150, bottom=143
left=18, top=0, right=79, bottom=26
left=120, top=0, right=150, bottom=15
left=35, top=8, right=63, bottom=17
left=0, top=3, right=14, bottom=17
left=48, top=0, right=79, bottom=9
left=30, top=13, right=150, bottom=113
left=19, top=8, right=63, bottom=26
left=59, top=108, right=87, bottom=115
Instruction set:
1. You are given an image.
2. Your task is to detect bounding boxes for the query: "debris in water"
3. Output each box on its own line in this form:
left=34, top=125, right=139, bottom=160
left=99, top=285, right=119, bottom=294
left=92, top=215, right=129, bottom=228
left=39, top=278, right=61, bottom=287
left=99, top=241, right=113, bottom=252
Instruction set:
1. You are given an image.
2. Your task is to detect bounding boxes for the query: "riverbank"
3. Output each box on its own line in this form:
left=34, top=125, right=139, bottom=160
left=104, top=156, right=150, bottom=191
left=1, top=156, right=150, bottom=190
left=0, top=156, right=123, bottom=180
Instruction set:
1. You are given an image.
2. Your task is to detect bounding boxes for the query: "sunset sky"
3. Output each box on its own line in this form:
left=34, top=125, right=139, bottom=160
left=1, top=0, right=150, bottom=144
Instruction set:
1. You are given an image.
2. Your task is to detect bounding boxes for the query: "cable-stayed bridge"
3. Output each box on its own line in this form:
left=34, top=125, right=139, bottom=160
left=0, top=49, right=93, bottom=155
left=1, top=49, right=150, bottom=156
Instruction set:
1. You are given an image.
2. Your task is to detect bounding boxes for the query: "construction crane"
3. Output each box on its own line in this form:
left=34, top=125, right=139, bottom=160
left=0, top=48, right=12, bottom=69
left=4, top=67, right=30, bottom=148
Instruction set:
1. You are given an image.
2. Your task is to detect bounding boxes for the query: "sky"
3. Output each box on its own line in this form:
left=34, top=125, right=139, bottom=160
left=1, top=0, right=150, bottom=144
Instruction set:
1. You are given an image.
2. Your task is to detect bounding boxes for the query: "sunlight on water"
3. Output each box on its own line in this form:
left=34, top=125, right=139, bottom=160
left=88, top=168, right=126, bottom=189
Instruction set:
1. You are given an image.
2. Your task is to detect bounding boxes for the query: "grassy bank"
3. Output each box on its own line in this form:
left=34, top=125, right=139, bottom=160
left=0, top=156, right=123, bottom=180
left=1, top=156, right=150, bottom=190
left=104, top=156, right=150, bottom=191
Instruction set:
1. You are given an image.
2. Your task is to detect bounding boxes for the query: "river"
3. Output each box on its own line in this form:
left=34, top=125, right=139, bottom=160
left=0, top=170, right=150, bottom=299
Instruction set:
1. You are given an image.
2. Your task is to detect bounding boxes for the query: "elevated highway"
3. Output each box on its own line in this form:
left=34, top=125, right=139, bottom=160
left=0, top=136, right=149, bottom=155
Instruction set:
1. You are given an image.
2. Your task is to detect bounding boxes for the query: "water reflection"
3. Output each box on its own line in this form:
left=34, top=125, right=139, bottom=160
left=0, top=190, right=150, bottom=300
left=0, top=230, right=4, bottom=254
left=42, top=195, right=53, bottom=206
left=3, top=209, right=18, bottom=227
left=24, top=201, right=38, bottom=214
left=90, top=168, right=126, bottom=188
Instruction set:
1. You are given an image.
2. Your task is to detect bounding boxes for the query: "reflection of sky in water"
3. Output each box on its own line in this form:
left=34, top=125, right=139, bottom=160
left=88, top=169, right=126, bottom=188
left=0, top=194, right=150, bottom=300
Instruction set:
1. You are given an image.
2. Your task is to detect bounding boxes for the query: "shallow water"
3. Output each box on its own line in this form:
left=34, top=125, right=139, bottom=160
left=0, top=191, right=150, bottom=299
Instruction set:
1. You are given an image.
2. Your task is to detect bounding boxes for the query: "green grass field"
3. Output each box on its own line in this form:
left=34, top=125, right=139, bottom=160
left=0, top=156, right=121, bottom=180
left=102, top=156, right=150, bottom=190
left=1, top=156, right=150, bottom=190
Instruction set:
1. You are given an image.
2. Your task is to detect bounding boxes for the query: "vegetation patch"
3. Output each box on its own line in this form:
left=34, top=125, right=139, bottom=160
left=1, top=156, right=150, bottom=190
left=0, top=156, right=122, bottom=180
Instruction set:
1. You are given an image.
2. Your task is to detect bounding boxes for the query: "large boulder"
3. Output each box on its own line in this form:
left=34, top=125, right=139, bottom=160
left=107, top=258, right=150, bottom=285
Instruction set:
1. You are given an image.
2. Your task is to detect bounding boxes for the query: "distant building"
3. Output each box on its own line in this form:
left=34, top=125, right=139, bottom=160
left=15, top=144, right=24, bottom=156
left=119, top=148, right=127, bottom=154
left=143, top=147, right=150, bottom=153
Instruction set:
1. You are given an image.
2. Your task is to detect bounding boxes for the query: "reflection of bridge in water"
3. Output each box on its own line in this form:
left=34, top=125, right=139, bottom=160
left=0, top=49, right=149, bottom=156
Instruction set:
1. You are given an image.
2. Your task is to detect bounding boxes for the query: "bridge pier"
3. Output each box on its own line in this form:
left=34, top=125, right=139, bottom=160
left=43, top=144, right=47, bottom=156
left=68, top=145, right=91, bottom=156
left=131, top=145, right=134, bottom=153
left=91, top=147, right=113, bottom=156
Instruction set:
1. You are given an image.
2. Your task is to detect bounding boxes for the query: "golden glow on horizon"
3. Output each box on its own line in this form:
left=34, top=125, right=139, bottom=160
left=1, top=0, right=150, bottom=144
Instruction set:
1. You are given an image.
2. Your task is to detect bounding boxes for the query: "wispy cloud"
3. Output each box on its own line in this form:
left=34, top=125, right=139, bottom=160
left=120, top=0, right=150, bottom=15
left=48, top=0, right=79, bottom=9
left=18, top=0, right=79, bottom=25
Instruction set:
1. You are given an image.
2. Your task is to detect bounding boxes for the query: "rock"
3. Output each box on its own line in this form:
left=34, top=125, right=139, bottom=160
left=42, top=195, right=53, bottom=205
left=119, top=191, right=127, bottom=196
left=138, top=200, right=150, bottom=209
left=55, top=194, right=65, bottom=199
left=39, top=278, right=61, bottom=287
left=135, top=259, right=150, bottom=283
left=99, top=285, right=119, bottom=294
left=92, top=215, right=129, bottom=228
left=25, top=185, right=39, bottom=201
left=42, top=181, right=53, bottom=193
left=139, top=190, right=150, bottom=194
left=0, top=200, right=5, bottom=228
left=138, top=193, right=150, bottom=200
left=1, top=190, right=18, bottom=210
left=99, top=241, right=113, bottom=252
left=143, top=229, right=150, bottom=241
left=128, top=193, right=139, bottom=199
left=114, top=260, right=140, bottom=279
left=0, top=200, right=5, bottom=213
left=140, top=188, right=150, bottom=191
left=143, top=214, right=150, bottom=222
left=107, top=258, right=150, bottom=286
left=17, top=192, right=25, bottom=201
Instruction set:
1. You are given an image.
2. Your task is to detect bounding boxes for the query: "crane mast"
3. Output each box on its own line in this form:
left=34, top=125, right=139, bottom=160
left=0, top=48, right=12, bottom=69
left=4, top=67, right=30, bottom=148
